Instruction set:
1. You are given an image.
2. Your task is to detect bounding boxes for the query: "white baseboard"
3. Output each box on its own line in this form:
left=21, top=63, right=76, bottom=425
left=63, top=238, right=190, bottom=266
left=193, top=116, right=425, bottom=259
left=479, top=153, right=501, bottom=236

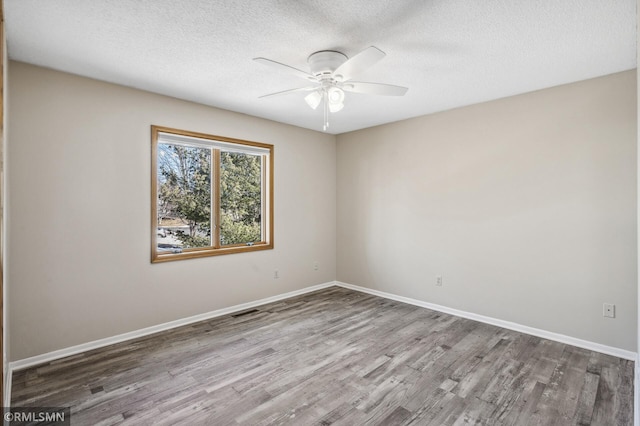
left=335, top=281, right=637, bottom=361
left=6, top=279, right=635, bottom=407
left=4, top=366, right=11, bottom=407
left=7, top=281, right=335, bottom=375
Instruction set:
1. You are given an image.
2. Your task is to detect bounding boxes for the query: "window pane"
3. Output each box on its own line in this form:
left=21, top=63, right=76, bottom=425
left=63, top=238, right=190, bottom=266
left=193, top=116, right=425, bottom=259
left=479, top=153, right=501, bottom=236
left=152, top=126, right=273, bottom=262
left=220, top=151, right=262, bottom=246
left=157, top=143, right=211, bottom=251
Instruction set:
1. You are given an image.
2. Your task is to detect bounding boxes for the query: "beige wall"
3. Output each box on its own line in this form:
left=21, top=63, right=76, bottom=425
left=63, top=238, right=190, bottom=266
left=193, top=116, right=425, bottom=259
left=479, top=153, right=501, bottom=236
left=6, top=61, right=637, bottom=360
left=7, top=61, right=337, bottom=360
left=337, top=70, right=637, bottom=351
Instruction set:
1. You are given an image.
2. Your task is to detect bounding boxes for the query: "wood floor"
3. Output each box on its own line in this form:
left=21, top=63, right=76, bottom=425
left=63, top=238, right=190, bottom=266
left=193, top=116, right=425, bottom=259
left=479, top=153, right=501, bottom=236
left=11, top=287, right=634, bottom=425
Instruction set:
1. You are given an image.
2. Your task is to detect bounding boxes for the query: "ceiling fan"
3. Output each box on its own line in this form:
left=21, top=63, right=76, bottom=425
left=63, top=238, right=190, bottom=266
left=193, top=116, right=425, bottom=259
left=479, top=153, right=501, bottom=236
left=254, top=46, right=408, bottom=131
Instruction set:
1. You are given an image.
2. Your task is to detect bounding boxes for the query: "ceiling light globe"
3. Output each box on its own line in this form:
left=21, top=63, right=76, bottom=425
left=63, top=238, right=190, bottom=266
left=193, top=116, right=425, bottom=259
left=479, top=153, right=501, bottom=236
left=329, top=102, right=344, bottom=113
left=304, top=91, right=322, bottom=110
left=327, top=87, right=345, bottom=105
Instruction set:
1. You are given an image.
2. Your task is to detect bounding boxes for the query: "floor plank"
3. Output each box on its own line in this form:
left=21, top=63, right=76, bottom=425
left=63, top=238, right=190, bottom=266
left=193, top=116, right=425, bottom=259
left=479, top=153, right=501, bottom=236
left=11, top=287, right=634, bottom=425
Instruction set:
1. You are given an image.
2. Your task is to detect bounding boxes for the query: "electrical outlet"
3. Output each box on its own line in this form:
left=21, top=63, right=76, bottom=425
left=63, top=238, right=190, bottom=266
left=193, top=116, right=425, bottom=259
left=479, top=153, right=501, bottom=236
left=603, top=303, right=615, bottom=318
left=314, top=261, right=319, bottom=271
left=436, top=275, right=443, bottom=287
left=274, top=270, right=279, bottom=279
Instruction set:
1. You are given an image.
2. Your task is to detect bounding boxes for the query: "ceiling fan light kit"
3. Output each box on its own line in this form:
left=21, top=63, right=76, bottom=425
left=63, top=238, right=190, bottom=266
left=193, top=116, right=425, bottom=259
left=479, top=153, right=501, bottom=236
left=304, top=91, right=322, bottom=110
left=255, top=46, right=408, bottom=131
left=327, top=87, right=345, bottom=104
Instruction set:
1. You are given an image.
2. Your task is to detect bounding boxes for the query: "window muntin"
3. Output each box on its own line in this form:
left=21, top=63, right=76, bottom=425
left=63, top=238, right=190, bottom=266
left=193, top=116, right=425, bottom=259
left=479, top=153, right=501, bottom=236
left=151, top=126, right=273, bottom=262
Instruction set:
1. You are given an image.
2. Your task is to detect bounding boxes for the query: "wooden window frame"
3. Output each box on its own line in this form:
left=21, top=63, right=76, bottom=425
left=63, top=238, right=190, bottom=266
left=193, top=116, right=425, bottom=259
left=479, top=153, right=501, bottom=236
left=151, top=125, right=273, bottom=263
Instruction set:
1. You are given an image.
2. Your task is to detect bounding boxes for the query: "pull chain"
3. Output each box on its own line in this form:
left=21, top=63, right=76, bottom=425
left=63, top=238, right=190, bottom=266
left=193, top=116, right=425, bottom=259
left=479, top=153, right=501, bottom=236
left=323, top=90, right=329, bottom=131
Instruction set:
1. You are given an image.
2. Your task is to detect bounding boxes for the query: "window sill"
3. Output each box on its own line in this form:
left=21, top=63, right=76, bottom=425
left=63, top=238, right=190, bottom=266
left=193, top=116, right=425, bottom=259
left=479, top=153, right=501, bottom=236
left=151, top=242, right=273, bottom=263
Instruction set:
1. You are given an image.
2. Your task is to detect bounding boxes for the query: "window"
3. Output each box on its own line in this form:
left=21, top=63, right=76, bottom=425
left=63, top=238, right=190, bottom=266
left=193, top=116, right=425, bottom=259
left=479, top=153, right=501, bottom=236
left=151, top=126, right=273, bottom=262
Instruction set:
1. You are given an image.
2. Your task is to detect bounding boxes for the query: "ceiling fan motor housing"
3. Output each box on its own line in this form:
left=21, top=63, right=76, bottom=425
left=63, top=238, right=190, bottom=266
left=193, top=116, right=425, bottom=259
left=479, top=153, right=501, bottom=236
left=308, top=51, right=348, bottom=79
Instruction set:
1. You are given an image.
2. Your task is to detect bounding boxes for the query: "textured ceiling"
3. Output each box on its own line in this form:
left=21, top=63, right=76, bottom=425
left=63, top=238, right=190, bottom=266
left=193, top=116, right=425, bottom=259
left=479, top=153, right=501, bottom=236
left=4, top=0, right=637, bottom=134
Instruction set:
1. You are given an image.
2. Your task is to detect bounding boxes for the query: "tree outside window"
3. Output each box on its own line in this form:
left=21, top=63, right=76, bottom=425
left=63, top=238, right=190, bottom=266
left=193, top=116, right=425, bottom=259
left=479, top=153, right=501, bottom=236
left=151, top=126, right=273, bottom=262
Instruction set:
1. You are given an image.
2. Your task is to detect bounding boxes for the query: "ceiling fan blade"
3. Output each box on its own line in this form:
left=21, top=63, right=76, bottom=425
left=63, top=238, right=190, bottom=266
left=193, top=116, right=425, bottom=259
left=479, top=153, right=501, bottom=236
left=258, top=86, right=319, bottom=99
left=342, top=81, right=408, bottom=96
left=333, top=46, right=386, bottom=81
left=253, top=57, right=317, bottom=82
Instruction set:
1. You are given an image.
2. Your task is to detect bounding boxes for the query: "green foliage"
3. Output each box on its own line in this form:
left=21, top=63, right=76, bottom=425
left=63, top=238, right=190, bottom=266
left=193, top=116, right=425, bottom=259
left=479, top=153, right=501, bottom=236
left=158, top=144, right=211, bottom=248
left=220, top=152, right=262, bottom=245
left=173, top=231, right=210, bottom=248
left=220, top=214, right=260, bottom=246
left=157, top=145, right=262, bottom=249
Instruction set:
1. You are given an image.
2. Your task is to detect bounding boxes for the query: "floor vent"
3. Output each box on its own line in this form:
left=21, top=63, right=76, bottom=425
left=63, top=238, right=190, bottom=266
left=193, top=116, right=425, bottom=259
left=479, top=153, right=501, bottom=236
left=231, top=309, right=259, bottom=317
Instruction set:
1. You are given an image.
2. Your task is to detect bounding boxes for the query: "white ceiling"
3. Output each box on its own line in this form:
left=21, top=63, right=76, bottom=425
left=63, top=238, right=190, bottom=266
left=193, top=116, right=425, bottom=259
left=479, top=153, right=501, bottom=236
left=4, top=0, right=637, bottom=134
